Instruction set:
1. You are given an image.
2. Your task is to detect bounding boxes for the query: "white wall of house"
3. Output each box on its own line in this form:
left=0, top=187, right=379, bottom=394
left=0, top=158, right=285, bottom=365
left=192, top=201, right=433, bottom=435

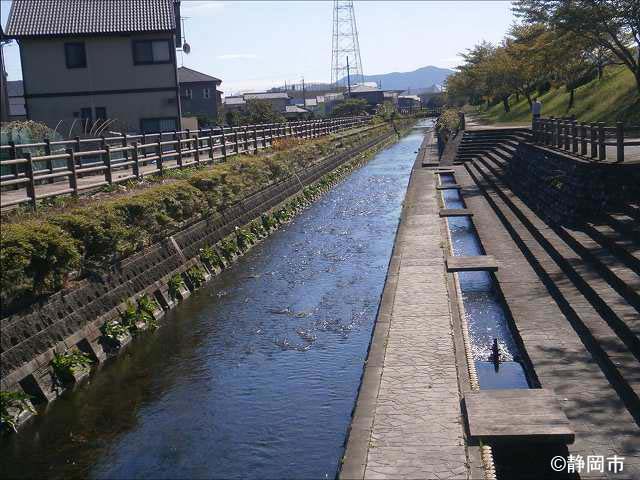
left=20, top=32, right=180, bottom=133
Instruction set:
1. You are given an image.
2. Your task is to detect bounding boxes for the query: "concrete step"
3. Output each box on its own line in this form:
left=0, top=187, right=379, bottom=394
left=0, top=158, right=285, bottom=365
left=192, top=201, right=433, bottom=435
left=585, top=223, right=640, bottom=276
left=473, top=151, right=640, bottom=317
left=465, top=158, right=640, bottom=413
left=605, top=213, right=640, bottom=243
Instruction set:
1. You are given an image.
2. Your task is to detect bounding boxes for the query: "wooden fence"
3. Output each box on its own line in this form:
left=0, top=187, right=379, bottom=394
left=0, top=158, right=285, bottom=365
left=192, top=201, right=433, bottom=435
left=532, top=117, right=640, bottom=163
left=0, top=116, right=370, bottom=209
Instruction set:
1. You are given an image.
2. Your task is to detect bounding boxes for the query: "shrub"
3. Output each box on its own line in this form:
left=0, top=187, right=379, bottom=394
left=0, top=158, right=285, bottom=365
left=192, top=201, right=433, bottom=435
left=186, top=265, right=206, bottom=288
left=0, top=221, right=80, bottom=311
left=200, top=245, right=225, bottom=269
left=218, top=237, right=239, bottom=260
left=167, top=274, right=186, bottom=300
left=101, top=320, right=130, bottom=342
left=51, top=349, right=93, bottom=384
left=121, top=300, right=152, bottom=330
left=235, top=227, right=256, bottom=251
left=0, top=391, right=35, bottom=433
left=138, top=294, right=159, bottom=317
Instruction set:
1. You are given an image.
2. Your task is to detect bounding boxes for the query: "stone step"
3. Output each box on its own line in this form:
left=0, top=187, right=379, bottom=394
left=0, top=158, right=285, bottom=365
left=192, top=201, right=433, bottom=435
left=585, top=222, right=640, bottom=276
left=465, top=159, right=640, bottom=411
left=605, top=212, right=640, bottom=243
left=472, top=152, right=640, bottom=331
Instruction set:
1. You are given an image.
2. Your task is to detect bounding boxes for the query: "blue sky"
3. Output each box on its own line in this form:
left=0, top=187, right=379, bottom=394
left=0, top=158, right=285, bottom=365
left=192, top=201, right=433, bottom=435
left=1, top=1, right=515, bottom=95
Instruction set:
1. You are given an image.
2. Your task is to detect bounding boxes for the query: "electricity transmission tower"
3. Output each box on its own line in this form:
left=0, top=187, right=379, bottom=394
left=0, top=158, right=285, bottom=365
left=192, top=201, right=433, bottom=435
left=331, top=0, right=364, bottom=88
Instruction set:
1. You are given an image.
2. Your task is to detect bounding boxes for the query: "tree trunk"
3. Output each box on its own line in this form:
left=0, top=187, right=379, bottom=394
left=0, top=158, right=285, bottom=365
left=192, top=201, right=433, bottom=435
left=502, top=97, right=510, bottom=113
left=525, top=93, right=532, bottom=109
left=568, top=88, right=575, bottom=111
left=515, top=92, right=520, bottom=102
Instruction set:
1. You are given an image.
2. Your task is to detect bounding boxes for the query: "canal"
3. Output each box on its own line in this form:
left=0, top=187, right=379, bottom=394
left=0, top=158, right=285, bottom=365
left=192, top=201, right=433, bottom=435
left=0, top=121, right=430, bottom=480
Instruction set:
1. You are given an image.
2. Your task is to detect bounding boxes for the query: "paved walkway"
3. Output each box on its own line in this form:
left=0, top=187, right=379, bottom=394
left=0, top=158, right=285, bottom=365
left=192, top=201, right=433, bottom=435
left=340, top=130, right=471, bottom=479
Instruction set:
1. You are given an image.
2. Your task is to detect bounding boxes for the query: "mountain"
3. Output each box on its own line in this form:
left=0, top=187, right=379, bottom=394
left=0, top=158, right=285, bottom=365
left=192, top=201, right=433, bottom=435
left=340, top=66, right=454, bottom=92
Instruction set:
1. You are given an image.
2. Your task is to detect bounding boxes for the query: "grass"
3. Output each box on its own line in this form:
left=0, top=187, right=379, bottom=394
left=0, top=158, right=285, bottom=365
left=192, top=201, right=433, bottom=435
left=474, top=65, right=640, bottom=126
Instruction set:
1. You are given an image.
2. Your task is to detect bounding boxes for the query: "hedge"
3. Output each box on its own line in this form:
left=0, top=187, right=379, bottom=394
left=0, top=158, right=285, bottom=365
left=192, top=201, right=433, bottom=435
left=1, top=123, right=393, bottom=313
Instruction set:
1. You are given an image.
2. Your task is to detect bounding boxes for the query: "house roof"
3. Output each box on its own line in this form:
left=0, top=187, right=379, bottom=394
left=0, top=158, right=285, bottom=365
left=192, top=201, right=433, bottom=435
left=178, top=66, right=221, bottom=85
left=5, top=0, right=177, bottom=37
left=285, top=105, right=308, bottom=114
left=350, top=84, right=381, bottom=93
left=224, top=96, right=246, bottom=105
left=243, top=92, right=289, bottom=100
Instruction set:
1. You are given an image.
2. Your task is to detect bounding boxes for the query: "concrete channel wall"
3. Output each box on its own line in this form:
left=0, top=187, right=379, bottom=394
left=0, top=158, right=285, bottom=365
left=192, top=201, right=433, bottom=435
left=508, top=143, right=640, bottom=225
left=1, top=124, right=405, bottom=408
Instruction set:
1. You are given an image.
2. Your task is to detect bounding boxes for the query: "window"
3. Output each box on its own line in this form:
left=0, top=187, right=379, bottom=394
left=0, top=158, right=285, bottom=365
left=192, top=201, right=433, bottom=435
left=65, top=42, right=86, bottom=68
left=133, top=40, right=172, bottom=65
left=80, top=107, right=93, bottom=122
left=140, top=117, right=178, bottom=134
left=95, top=107, right=107, bottom=120
left=203, top=88, right=211, bottom=99
left=184, top=88, right=192, bottom=99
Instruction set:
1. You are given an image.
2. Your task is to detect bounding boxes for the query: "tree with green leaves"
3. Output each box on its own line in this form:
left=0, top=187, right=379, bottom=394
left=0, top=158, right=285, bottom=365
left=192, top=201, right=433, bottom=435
left=331, top=98, right=368, bottom=117
left=515, top=0, right=640, bottom=94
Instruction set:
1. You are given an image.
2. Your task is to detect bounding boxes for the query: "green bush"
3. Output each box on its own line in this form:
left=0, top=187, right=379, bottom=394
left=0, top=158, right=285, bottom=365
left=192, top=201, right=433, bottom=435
left=186, top=265, right=207, bottom=288
left=101, top=320, right=130, bottom=342
left=51, top=349, right=93, bottom=384
left=0, top=391, right=35, bottom=433
left=167, top=274, right=186, bottom=300
left=0, top=221, right=80, bottom=309
left=1, top=123, right=395, bottom=310
left=200, top=245, right=225, bottom=269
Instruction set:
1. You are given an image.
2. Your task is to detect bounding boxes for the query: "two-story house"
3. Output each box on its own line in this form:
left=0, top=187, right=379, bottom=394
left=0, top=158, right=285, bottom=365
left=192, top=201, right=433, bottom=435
left=178, top=66, right=222, bottom=123
left=5, top=0, right=183, bottom=134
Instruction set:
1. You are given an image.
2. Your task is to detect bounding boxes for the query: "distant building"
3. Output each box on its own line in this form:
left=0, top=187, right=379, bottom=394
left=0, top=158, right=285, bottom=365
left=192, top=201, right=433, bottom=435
left=243, top=92, right=290, bottom=113
left=284, top=105, right=310, bottom=120
left=349, top=84, right=384, bottom=107
left=178, top=66, right=222, bottom=123
left=5, top=0, right=183, bottom=134
left=223, top=96, right=246, bottom=112
left=398, top=94, right=421, bottom=111
left=7, top=80, right=27, bottom=121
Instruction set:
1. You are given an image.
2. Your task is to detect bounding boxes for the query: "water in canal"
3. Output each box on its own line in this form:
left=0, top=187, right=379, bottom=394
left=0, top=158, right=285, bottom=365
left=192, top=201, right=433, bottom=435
left=0, top=121, right=431, bottom=480
left=440, top=173, right=530, bottom=390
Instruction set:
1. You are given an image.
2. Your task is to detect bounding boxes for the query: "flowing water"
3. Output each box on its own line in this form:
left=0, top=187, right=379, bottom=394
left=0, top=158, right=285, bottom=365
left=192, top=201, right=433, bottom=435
left=0, top=121, right=432, bottom=480
left=440, top=173, right=531, bottom=389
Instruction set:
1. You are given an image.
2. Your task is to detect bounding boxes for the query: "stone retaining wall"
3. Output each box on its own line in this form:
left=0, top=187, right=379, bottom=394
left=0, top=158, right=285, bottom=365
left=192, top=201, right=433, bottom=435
left=0, top=127, right=399, bottom=405
left=507, top=143, right=640, bottom=225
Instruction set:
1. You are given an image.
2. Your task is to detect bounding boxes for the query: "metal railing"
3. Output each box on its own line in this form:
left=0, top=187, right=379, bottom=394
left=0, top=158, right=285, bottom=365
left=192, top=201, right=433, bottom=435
left=0, top=116, right=371, bottom=209
left=532, top=117, right=640, bottom=163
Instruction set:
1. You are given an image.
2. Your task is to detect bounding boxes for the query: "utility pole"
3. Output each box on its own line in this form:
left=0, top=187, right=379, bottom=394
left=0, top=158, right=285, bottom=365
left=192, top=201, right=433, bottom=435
left=346, top=56, right=352, bottom=96
left=302, top=77, right=306, bottom=105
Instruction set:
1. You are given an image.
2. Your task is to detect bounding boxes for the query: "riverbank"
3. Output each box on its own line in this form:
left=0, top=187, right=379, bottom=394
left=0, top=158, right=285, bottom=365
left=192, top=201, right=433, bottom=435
left=1, top=120, right=415, bottom=433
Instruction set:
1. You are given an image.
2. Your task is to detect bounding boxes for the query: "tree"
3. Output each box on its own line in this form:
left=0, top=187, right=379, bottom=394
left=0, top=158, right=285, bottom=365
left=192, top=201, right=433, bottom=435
left=242, top=100, right=285, bottom=124
left=331, top=98, right=368, bottom=117
left=515, top=0, right=640, bottom=94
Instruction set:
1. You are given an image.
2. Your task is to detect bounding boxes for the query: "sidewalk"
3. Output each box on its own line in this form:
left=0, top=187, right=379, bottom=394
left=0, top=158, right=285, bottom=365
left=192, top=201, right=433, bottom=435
left=340, top=130, right=471, bottom=479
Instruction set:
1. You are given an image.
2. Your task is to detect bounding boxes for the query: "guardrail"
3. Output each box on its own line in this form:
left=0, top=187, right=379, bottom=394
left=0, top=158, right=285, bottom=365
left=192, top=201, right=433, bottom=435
left=532, top=117, right=640, bottom=163
left=0, top=116, right=371, bottom=209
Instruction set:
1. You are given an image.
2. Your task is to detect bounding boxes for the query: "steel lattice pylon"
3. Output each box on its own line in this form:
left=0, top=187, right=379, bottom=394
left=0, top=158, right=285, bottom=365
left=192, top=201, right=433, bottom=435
left=331, top=0, right=364, bottom=88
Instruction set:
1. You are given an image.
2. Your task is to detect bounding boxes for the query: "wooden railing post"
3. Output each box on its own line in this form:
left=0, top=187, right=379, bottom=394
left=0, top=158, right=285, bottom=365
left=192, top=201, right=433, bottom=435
left=254, top=127, right=260, bottom=152
left=580, top=123, right=588, bottom=156
left=243, top=127, right=249, bottom=153
left=590, top=123, right=597, bottom=159
left=122, top=133, right=129, bottom=167
left=44, top=138, right=54, bottom=181
left=555, top=118, right=561, bottom=147
left=175, top=132, right=183, bottom=168
left=208, top=132, right=214, bottom=162
left=571, top=121, right=578, bottom=153
left=104, top=145, right=113, bottom=184
left=598, top=122, right=606, bottom=161
left=157, top=139, right=164, bottom=174
left=24, top=152, right=37, bottom=210
left=194, top=133, right=201, bottom=165
left=221, top=128, right=227, bottom=161
left=615, top=122, right=624, bottom=163
left=66, top=148, right=78, bottom=196
left=8, top=140, right=19, bottom=177
left=234, top=131, right=240, bottom=154
left=132, top=142, right=141, bottom=179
